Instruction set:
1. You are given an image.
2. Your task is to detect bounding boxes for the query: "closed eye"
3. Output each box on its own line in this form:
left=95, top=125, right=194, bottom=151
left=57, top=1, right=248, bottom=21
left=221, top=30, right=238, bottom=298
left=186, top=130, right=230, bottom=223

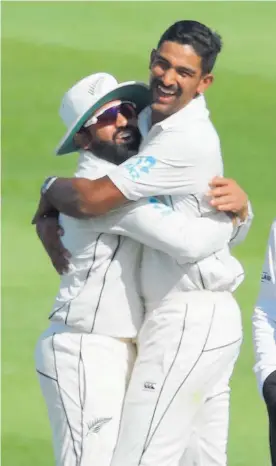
left=176, top=67, right=196, bottom=78
left=154, top=58, right=170, bottom=70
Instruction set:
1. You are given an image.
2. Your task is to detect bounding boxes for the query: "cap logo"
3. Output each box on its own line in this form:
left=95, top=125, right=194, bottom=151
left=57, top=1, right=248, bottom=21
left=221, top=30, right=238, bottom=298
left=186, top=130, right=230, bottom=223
left=87, top=76, right=106, bottom=96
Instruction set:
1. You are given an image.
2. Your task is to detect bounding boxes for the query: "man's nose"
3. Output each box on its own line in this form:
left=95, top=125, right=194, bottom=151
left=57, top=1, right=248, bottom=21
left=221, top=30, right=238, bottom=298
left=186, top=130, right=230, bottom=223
left=116, top=112, right=128, bottom=127
left=161, top=68, right=177, bottom=87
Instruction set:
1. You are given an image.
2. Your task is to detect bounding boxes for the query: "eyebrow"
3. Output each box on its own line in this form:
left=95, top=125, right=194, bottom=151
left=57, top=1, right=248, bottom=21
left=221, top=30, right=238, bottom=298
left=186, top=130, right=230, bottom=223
left=155, top=52, right=197, bottom=76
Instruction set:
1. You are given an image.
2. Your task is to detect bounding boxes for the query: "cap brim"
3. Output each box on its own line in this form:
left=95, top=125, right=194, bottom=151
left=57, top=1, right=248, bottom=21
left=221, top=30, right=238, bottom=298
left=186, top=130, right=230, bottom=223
left=55, top=81, right=150, bottom=156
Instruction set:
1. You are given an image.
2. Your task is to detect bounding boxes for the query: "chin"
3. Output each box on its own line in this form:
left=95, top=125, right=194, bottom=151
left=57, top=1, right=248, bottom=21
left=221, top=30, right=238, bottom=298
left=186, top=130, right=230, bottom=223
left=152, top=101, right=170, bottom=113
left=151, top=102, right=175, bottom=121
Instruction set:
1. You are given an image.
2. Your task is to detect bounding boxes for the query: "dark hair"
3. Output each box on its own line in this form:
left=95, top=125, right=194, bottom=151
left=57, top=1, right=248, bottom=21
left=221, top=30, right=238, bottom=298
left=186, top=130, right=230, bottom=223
left=157, top=20, right=222, bottom=74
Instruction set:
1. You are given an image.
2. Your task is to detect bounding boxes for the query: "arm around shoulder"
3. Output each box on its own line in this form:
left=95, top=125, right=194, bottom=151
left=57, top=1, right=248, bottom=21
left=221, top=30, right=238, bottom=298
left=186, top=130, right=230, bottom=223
left=45, top=176, right=128, bottom=218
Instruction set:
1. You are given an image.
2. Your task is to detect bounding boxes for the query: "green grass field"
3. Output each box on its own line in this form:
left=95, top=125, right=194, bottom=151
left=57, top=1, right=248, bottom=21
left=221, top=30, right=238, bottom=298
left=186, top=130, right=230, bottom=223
left=2, top=1, right=275, bottom=465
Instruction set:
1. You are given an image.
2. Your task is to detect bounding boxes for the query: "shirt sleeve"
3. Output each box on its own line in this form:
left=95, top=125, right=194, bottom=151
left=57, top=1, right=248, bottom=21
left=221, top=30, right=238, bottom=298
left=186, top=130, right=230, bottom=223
left=108, top=127, right=221, bottom=200
left=90, top=197, right=234, bottom=264
left=255, top=220, right=276, bottom=317
left=230, top=201, right=254, bottom=247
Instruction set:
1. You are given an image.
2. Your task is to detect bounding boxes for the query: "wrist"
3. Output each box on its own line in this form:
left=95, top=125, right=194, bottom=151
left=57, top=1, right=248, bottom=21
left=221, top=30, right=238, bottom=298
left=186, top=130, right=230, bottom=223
left=42, top=209, right=59, bottom=219
left=41, top=176, right=58, bottom=195
left=238, top=204, right=248, bottom=222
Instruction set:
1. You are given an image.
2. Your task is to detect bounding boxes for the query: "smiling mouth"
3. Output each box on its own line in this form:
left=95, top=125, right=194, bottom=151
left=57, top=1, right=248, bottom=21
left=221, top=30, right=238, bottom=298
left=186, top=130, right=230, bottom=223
left=154, top=83, right=178, bottom=102
left=114, top=130, right=132, bottom=144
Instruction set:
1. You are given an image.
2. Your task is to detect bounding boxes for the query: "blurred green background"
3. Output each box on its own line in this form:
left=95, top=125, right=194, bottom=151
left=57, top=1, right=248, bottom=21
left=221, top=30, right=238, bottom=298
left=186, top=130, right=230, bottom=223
left=2, top=2, right=275, bottom=465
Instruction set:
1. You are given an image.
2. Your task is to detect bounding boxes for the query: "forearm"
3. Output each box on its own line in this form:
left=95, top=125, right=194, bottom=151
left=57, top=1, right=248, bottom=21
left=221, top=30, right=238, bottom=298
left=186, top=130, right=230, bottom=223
left=44, top=178, right=86, bottom=218
left=45, top=176, right=127, bottom=218
left=90, top=200, right=234, bottom=263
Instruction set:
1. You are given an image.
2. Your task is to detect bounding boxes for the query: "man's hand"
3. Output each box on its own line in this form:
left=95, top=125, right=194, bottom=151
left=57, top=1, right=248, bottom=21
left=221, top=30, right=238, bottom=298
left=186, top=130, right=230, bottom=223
left=208, top=177, right=248, bottom=221
left=32, top=194, right=56, bottom=224
left=35, top=215, right=71, bottom=275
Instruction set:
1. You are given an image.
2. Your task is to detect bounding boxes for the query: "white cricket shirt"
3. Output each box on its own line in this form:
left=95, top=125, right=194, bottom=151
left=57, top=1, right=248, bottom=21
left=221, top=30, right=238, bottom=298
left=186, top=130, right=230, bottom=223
left=50, top=152, right=143, bottom=337
left=50, top=150, right=239, bottom=336
left=255, top=220, right=276, bottom=318
left=108, top=95, right=248, bottom=303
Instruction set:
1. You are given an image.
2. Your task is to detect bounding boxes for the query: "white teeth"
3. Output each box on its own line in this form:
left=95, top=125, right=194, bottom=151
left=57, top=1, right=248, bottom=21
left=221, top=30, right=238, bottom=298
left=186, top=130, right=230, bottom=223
left=119, top=131, right=130, bottom=140
left=157, top=84, right=175, bottom=96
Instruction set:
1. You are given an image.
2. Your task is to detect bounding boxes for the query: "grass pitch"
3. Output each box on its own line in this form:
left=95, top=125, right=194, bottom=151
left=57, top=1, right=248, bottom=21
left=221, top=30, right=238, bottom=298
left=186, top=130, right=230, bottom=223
left=2, top=2, right=276, bottom=465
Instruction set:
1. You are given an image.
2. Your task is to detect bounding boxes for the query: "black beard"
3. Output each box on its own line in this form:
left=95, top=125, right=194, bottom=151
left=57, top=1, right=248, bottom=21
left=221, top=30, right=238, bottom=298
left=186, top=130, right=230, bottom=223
left=90, top=126, right=142, bottom=165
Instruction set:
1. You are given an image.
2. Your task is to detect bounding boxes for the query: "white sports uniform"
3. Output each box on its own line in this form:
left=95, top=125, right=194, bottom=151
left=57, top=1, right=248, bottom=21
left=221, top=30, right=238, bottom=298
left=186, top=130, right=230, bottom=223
left=253, top=219, right=276, bottom=393
left=107, top=95, right=253, bottom=466
left=252, top=220, right=276, bottom=465
left=35, top=149, right=242, bottom=466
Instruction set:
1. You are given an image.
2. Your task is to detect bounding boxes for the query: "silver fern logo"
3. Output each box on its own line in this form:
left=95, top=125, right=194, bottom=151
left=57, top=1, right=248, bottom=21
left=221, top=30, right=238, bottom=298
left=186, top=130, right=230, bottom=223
left=87, top=417, right=112, bottom=435
left=87, top=76, right=106, bottom=96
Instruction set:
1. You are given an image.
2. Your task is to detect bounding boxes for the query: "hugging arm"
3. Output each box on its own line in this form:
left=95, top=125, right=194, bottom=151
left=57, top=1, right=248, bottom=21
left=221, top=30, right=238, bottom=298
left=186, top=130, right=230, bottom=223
left=35, top=197, right=235, bottom=274
left=32, top=130, right=250, bottom=222
left=89, top=198, right=235, bottom=264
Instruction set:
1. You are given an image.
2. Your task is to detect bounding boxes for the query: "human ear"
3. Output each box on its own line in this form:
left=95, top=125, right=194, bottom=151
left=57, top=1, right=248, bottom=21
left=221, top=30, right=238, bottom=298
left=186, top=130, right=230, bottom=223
left=197, top=74, right=214, bottom=94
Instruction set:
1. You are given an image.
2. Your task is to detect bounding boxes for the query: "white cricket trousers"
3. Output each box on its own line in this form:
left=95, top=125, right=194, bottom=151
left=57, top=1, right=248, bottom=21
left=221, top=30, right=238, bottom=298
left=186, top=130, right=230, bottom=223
left=111, top=291, right=242, bottom=466
left=35, top=323, right=136, bottom=466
